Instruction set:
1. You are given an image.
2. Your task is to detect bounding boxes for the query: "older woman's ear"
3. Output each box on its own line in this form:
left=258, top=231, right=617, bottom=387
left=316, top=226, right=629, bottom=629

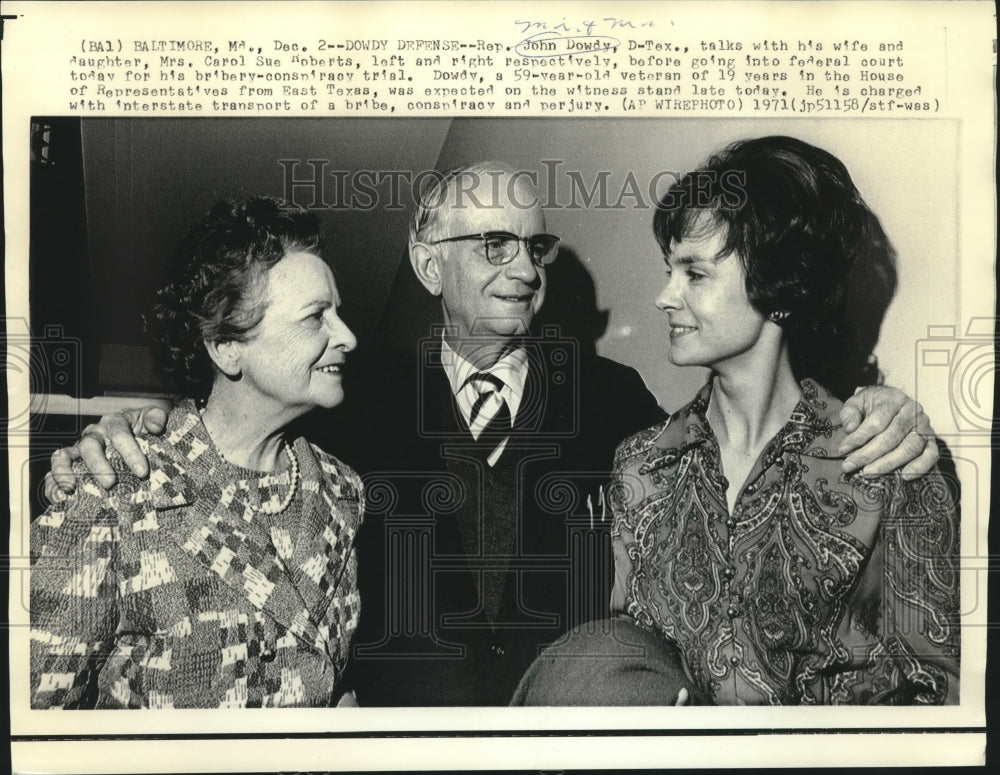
left=204, top=339, right=242, bottom=378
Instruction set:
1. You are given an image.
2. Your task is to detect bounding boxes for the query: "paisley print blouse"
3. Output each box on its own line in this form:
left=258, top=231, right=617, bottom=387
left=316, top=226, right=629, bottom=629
left=610, top=379, right=959, bottom=705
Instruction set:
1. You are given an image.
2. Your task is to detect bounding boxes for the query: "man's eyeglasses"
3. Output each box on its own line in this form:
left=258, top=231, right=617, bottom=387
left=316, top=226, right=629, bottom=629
left=428, top=231, right=561, bottom=266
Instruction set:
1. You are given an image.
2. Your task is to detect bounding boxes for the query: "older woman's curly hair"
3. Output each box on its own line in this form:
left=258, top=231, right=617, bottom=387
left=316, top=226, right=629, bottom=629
left=653, top=135, right=898, bottom=400
left=145, top=196, right=323, bottom=400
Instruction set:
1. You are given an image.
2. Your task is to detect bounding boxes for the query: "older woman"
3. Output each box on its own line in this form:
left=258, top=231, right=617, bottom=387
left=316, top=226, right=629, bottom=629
left=30, top=197, right=362, bottom=708
left=608, top=136, right=960, bottom=705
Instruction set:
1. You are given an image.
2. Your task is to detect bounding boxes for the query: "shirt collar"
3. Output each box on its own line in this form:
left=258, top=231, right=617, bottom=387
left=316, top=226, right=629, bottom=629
left=440, top=337, right=531, bottom=424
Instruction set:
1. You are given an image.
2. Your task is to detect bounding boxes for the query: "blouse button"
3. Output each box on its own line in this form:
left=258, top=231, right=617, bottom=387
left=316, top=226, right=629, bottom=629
left=725, top=518, right=736, bottom=530
left=727, top=606, right=738, bottom=618
left=723, top=567, right=736, bottom=579
left=729, top=655, right=740, bottom=666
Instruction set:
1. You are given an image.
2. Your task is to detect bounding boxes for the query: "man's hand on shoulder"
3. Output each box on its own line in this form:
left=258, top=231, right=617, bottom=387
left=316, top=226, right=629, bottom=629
left=838, top=385, right=938, bottom=480
left=45, top=406, right=167, bottom=503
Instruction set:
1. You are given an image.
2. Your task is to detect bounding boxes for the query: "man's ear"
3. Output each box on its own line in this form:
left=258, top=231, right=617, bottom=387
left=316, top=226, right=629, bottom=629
left=204, top=338, right=242, bottom=377
left=410, top=243, right=442, bottom=296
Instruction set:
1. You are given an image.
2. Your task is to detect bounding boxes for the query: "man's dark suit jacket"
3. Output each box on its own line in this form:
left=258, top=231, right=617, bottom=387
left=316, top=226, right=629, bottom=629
left=300, top=336, right=665, bottom=705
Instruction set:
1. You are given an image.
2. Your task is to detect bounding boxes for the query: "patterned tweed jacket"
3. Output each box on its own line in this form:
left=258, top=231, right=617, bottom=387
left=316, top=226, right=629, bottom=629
left=30, top=401, right=363, bottom=709
left=610, top=379, right=960, bottom=705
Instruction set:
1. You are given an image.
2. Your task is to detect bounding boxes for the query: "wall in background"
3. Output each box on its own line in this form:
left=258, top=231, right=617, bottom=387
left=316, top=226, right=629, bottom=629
left=42, top=118, right=958, bottom=416
left=77, top=118, right=449, bottom=390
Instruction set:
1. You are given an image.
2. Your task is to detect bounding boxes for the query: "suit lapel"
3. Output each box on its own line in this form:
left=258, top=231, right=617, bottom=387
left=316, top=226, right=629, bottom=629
left=419, top=342, right=469, bottom=438
left=416, top=354, right=488, bottom=609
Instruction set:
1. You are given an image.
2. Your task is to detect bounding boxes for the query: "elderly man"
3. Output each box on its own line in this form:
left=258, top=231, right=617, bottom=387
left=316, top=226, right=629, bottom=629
left=46, top=161, right=938, bottom=706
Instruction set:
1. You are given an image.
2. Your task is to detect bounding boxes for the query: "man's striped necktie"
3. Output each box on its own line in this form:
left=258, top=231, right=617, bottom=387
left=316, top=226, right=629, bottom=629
left=466, top=372, right=512, bottom=441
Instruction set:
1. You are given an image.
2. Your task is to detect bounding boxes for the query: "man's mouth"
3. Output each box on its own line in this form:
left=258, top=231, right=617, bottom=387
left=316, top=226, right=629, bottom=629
left=496, top=293, right=533, bottom=304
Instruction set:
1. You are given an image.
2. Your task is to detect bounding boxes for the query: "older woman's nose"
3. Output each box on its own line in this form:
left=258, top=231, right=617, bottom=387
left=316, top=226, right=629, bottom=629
left=327, top=313, right=357, bottom=352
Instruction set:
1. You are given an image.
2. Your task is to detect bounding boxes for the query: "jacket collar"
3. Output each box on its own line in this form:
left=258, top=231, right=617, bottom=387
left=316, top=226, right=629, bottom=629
left=141, top=400, right=359, bottom=657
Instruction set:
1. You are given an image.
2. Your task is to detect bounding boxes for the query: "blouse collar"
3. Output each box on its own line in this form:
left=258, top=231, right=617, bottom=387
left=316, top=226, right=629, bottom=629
left=142, top=398, right=298, bottom=511
left=645, top=378, right=848, bottom=471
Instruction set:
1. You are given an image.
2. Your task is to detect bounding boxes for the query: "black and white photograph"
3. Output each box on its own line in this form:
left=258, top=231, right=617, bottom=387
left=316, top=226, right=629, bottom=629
left=19, top=115, right=975, bottom=703
left=4, top=2, right=993, bottom=772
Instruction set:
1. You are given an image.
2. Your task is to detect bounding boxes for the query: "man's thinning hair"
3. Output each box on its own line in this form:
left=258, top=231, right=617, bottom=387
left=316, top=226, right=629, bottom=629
left=408, top=160, right=524, bottom=249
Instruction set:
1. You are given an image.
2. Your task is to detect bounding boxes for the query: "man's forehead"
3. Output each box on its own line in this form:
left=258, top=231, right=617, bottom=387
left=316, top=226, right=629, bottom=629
left=442, top=174, right=545, bottom=231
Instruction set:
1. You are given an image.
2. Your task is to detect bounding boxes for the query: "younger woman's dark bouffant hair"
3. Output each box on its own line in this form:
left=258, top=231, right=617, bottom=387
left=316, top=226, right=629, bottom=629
left=145, top=196, right=323, bottom=401
left=653, top=135, right=898, bottom=400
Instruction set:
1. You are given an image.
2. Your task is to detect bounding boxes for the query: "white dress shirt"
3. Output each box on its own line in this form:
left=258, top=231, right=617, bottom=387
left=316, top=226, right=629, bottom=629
left=440, top=339, right=530, bottom=466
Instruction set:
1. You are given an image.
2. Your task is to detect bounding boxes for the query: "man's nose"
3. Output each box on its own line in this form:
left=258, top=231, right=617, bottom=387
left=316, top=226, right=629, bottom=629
left=504, top=239, right=541, bottom=284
